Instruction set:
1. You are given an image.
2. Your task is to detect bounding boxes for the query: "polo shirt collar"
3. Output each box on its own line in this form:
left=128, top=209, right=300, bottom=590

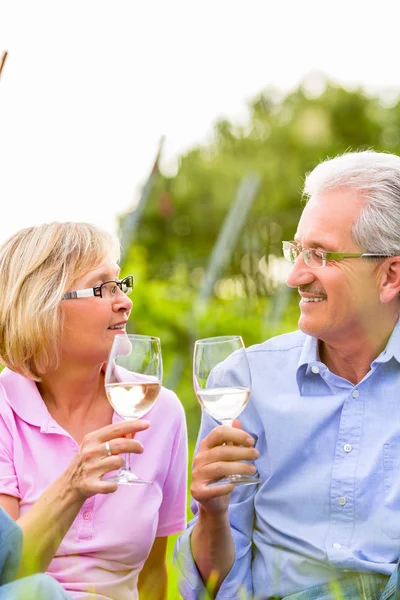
left=0, top=368, right=51, bottom=430
left=0, top=367, right=126, bottom=430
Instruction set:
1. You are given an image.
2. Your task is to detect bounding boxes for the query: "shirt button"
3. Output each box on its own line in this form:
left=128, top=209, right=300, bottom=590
left=352, top=390, right=359, bottom=398
left=344, top=444, right=352, bottom=453
left=82, top=511, right=92, bottom=520
left=311, top=365, right=320, bottom=374
left=338, top=496, right=347, bottom=506
left=333, top=542, right=341, bottom=550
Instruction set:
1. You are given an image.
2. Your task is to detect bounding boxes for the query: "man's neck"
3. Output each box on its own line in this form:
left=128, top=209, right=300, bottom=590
left=318, top=318, right=398, bottom=385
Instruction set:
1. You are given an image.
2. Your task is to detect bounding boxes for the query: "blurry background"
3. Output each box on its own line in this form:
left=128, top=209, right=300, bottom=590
left=2, top=0, right=400, bottom=594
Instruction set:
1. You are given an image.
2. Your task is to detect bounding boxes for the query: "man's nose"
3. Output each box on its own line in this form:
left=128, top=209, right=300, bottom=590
left=286, top=254, right=315, bottom=289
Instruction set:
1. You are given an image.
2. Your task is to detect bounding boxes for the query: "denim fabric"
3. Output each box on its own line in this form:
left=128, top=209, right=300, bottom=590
left=0, top=573, right=72, bottom=600
left=0, top=508, right=72, bottom=599
left=0, top=509, right=22, bottom=585
left=280, top=570, right=397, bottom=600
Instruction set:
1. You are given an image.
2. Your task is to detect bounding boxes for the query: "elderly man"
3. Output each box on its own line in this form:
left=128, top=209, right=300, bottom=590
left=175, top=151, right=400, bottom=600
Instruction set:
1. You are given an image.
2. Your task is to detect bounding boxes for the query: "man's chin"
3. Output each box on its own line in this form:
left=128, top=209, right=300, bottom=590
left=298, top=316, right=322, bottom=339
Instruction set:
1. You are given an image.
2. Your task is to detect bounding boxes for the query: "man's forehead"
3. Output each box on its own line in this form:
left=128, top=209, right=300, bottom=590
left=296, top=190, right=362, bottom=246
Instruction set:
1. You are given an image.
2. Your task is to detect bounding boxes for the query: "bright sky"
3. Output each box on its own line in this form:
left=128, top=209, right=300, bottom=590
left=1, top=0, right=400, bottom=245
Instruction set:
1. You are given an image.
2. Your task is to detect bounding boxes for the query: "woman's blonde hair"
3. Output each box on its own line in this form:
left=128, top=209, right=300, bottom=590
left=0, top=222, right=120, bottom=380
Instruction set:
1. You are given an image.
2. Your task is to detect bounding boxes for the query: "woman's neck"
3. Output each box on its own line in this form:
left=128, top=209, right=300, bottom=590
left=37, top=362, right=106, bottom=417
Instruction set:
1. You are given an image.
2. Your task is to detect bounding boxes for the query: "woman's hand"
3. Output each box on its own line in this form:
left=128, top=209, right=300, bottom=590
left=65, top=420, right=150, bottom=500
left=190, top=420, right=259, bottom=517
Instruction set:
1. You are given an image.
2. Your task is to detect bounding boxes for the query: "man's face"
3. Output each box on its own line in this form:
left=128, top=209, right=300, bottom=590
left=286, top=188, right=385, bottom=346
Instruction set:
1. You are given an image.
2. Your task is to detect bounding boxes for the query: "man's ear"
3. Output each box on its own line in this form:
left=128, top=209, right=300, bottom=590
left=379, top=257, right=400, bottom=303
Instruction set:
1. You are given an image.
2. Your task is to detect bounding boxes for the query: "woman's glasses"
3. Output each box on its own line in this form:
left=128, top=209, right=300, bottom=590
left=63, top=275, right=134, bottom=299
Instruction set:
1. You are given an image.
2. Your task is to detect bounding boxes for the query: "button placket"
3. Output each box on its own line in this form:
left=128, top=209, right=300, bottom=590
left=78, top=497, right=95, bottom=539
left=326, top=388, right=364, bottom=557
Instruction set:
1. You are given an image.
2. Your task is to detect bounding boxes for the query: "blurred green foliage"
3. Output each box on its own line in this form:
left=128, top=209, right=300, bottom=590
left=120, top=74, right=400, bottom=440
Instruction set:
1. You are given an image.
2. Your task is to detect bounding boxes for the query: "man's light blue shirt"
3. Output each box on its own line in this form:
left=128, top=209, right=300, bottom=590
left=175, top=320, right=400, bottom=599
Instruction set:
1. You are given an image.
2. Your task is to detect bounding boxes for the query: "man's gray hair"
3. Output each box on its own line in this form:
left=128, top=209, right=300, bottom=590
left=303, top=150, right=400, bottom=255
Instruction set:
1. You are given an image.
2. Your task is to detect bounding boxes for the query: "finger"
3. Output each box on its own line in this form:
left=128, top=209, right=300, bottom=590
left=191, top=481, right=235, bottom=502
left=99, top=438, right=145, bottom=459
left=97, top=455, right=125, bottom=472
left=198, top=444, right=259, bottom=465
left=90, top=480, right=119, bottom=495
left=198, top=460, right=258, bottom=483
left=201, top=426, right=255, bottom=450
left=232, top=419, right=243, bottom=430
left=86, top=420, right=150, bottom=444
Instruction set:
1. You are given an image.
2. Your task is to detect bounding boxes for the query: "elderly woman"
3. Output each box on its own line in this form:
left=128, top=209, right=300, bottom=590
left=0, top=222, right=188, bottom=600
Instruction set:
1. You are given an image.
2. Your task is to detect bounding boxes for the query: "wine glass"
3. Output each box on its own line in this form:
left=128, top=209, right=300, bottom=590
left=193, top=335, right=261, bottom=487
left=104, top=333, right=162, bottom=485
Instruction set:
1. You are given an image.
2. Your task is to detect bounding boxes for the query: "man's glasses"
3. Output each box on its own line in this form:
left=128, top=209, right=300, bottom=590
left=282, top=242, right=390, bottom=269
left=63, top=275, right=134, bottom=299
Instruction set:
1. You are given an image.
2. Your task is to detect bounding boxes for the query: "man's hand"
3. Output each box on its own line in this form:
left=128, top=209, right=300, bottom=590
left=190, top=420, right=259, bottom=516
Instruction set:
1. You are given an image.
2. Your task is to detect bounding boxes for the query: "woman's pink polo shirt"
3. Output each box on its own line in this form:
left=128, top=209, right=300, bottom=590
left=0, top=367, right=188, bottom=599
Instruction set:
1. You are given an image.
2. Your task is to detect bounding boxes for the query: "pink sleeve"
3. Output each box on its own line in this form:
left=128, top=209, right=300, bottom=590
left=0, top=384, right=21, bottom=499
left=156, top=399, right=188, bottom=537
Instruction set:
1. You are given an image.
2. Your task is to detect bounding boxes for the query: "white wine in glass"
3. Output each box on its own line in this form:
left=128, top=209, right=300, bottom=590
left=193, top=335, right=260, bottom=487
left=104, top=333, right=162, bottom=485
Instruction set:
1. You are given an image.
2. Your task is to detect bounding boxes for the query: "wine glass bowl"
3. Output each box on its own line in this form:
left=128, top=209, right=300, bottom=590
left=104, top=334, right=162, bottom=485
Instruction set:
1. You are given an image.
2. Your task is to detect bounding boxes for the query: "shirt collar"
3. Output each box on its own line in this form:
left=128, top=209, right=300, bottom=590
left=296, top=334, right=320, bottom=394
left=0, top=366, right=130, bottom=429
left=0, top=368, right=52, bottom=430
left=372, top=315, right=400, bottom=366
left=296, top=316, right=400, bottom=393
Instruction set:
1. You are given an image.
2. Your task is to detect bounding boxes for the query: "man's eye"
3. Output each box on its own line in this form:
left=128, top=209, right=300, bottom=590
left=111, top=285, right=118, bottom=294
left=313, top=249, right=325, bottom=259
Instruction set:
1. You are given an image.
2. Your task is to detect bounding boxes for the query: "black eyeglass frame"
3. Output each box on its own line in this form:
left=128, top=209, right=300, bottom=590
left=63, top=275, right=134, bottom=299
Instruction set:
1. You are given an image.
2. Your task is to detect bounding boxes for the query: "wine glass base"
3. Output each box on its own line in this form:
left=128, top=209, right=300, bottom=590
left=208, top=474, right=261, bottom=488
left=103, top=469, right=153, bottom=486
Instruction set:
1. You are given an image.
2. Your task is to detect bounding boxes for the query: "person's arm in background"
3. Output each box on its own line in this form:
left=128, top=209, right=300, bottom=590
left=0, top=505, right=22, bottom=585
left=0, top=507, right=72, bottom=599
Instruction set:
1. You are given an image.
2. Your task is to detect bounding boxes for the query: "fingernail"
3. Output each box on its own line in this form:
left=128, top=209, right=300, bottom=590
left=254, top=450, right=260, bottom=458
left=246, top=437, right=255, bottom=446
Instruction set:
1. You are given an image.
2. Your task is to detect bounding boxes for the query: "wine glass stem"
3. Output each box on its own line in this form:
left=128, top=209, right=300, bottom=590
left=124, top=452, right=132, bottom=472
left=124, top=431, right=133, bottom=471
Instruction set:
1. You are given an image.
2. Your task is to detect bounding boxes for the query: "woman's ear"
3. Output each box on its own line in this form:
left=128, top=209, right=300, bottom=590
left=379, top=257, right=400, bottom=304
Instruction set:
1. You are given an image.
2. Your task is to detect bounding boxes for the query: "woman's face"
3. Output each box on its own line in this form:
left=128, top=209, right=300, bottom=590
left=59, top=259, right=133, bottom=366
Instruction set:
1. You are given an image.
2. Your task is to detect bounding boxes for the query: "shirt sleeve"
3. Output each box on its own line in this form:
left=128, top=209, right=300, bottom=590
left=174, top=404, right=257, bottom=600
left=0, top=385, right=21, bottom=500
left=156, top=394, right=188, bottom=537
